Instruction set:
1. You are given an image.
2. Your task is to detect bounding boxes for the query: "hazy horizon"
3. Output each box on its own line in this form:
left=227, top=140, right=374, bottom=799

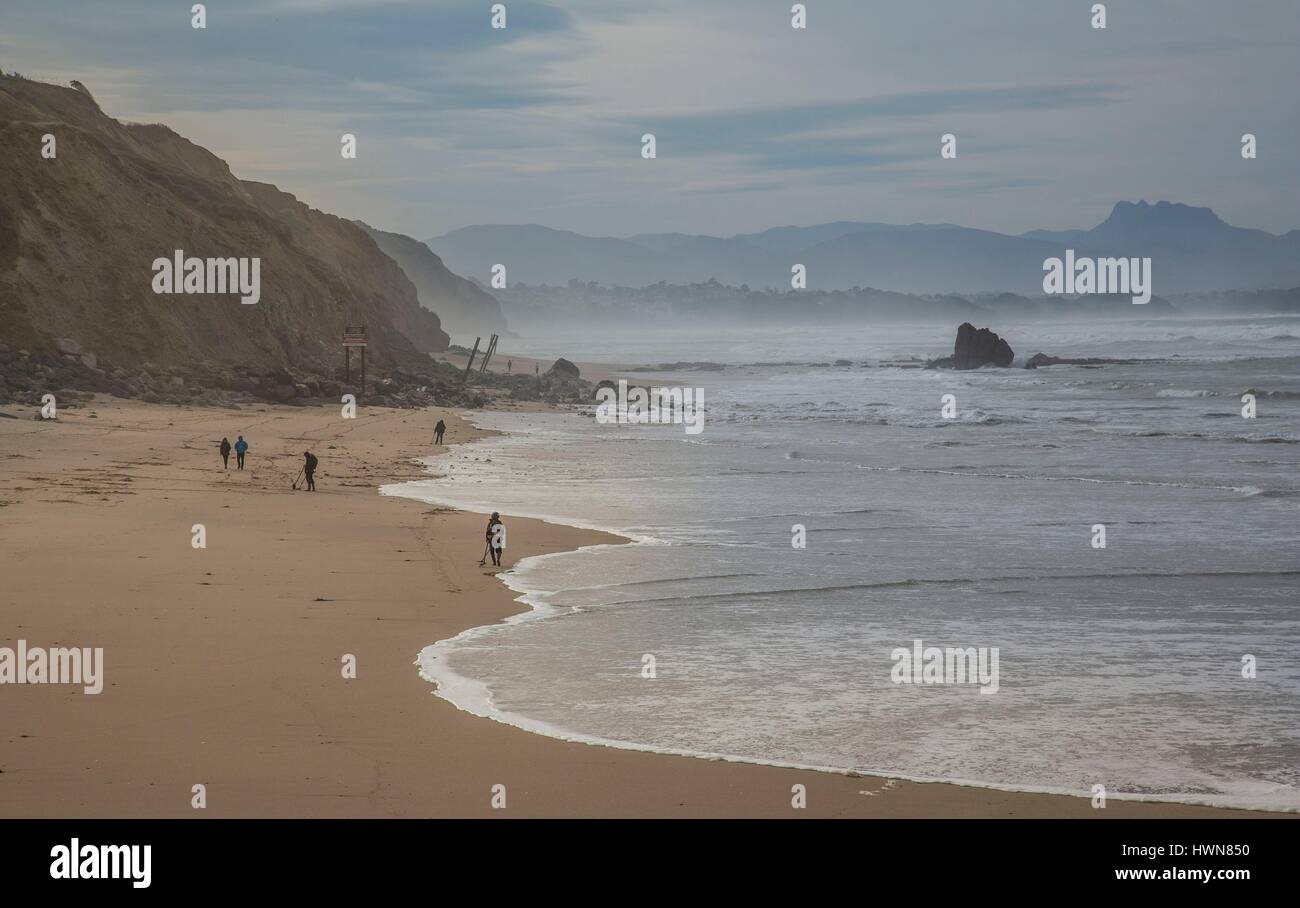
left=429, top=200, right=1297, bottom=243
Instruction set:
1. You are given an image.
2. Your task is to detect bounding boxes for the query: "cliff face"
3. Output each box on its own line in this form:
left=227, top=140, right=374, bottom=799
left=0, top=75, right=448, bottom=381
left=357, top=222, right=507, bottom=345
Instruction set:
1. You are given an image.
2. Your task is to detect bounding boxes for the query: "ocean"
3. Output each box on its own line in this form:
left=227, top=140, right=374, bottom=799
left=385, top=317, right=1300, bottom=811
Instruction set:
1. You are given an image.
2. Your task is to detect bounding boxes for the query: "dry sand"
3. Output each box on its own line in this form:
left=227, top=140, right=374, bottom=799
left=0, top=397, right=1277, bottom=817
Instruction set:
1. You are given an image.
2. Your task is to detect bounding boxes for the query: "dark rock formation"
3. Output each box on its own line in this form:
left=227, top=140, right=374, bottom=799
left=953, top=323, right=1014, bottom=369
left=625, top=361, right=726, bottom=372
left=928, top=323, right=1014, bottom=369
left=0, top=335, right=498, bottom=410
left=1025, top=353, right=1142, bottom=369
left=547, top=358, right=580, bottom=379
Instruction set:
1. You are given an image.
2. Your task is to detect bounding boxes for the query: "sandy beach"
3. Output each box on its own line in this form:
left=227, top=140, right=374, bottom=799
left=0, top=396, right=1278, bottom=818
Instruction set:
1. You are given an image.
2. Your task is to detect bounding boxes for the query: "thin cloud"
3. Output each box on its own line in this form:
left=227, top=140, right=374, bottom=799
left=3, top=0, right=1296, bottom=238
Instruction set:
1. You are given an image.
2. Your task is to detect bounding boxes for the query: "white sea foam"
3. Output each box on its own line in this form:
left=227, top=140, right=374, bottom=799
left=1156, top=388, right=1219, bottom=398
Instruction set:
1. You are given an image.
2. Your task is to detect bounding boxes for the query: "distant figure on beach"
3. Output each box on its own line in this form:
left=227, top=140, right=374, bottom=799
left=486, top=512, right=504, bottom=567
left=434, top=419, right=446, bottom=445
left=302, top=450, right=317, bottom=492
left=534, top=363, right=539, bottom=376
left=234, top=435, right=248, bottom=469
left=219, top=437, right=231, bottom=469
left=507, top=359, right=512, bottom=373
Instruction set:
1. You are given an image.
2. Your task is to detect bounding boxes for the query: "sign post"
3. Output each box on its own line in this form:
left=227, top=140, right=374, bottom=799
left=343, top=326, right=368, bottom=393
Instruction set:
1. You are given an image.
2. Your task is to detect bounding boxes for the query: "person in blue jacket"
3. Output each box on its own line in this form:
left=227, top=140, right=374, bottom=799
left=234, top=435, right=248, bottom=470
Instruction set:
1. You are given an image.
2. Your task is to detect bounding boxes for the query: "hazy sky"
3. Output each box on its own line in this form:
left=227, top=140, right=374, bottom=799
left=4, top=0, right=1297, bottom=239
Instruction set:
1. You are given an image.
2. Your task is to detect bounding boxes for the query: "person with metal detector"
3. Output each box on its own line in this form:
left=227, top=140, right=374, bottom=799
left=301, top=450, right=318, bottom=492
left=482, top=512, right=504, bottom=567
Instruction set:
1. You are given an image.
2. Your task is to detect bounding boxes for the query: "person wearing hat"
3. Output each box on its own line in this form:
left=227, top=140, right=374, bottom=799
left=484, top=512, right=505, bottom=567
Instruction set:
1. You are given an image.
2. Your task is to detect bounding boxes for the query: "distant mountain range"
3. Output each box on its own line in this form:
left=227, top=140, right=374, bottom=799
left=356, top=222, right=507, bottom=344
left=428, top=202, right=1300, bottom=295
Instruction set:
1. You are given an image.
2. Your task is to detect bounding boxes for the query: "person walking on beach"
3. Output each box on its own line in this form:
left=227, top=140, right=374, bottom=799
left=507, top=359, right=512, bottom=374
left=485, top=512, right=505, bottom=567
left=434, top=419, right=446, bottom=445
left=219, top=437, right=232, bottom=469
left=234, top=435, right=248, bottom=469
left=302, top=450, right=318, bottom=492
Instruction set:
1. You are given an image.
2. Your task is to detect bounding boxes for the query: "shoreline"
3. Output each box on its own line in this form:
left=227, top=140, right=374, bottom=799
left=393, top=410, right=1299, bottom=816
left=0, top=396, right=1286, bottom=817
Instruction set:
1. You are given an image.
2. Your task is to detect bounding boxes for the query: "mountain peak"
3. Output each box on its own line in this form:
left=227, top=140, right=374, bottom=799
left=1101, top=200, right=1226, bottom=230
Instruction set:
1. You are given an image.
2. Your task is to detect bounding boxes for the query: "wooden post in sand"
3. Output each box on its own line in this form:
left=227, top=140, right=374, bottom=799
left=479, top=334, right=499, bottom=373
left=463, top=336, right=481, bottom=381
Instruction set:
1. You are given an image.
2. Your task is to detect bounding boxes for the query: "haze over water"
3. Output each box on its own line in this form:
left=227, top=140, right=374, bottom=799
left=393, top=318, right=1300, bottom=810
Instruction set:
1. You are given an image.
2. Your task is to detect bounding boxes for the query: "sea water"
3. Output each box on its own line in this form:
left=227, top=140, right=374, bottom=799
left=386, top=317, right=1300, bottom=810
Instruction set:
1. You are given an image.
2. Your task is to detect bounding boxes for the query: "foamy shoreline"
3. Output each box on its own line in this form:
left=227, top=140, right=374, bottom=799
left=386, top=409, right=1299, bottom=814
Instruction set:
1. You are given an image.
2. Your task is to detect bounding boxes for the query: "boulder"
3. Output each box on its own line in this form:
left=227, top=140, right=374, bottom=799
left=951, top=323, right=1014, bottom=370
left=53, top=337, right=82, bottom=356
left=547, top=357, right=580, bottom=379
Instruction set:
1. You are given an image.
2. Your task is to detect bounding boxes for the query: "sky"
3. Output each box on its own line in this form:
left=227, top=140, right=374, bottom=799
left=3, top=0, right=1298, bottom=239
